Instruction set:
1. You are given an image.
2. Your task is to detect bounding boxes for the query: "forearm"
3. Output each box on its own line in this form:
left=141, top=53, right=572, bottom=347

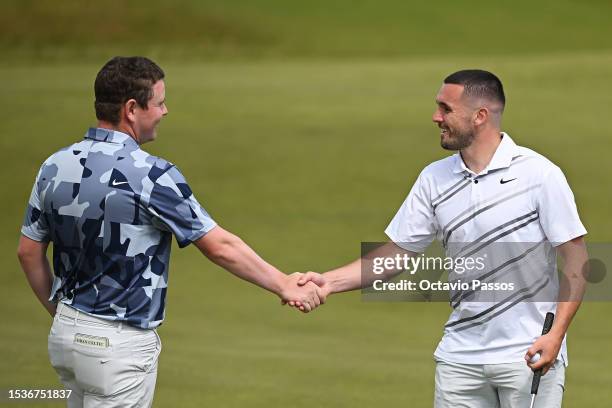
left=18, top=246, right=55, bottom=317
left=549, top=301, right=581, bottom=341
left=325, top=259, right=363, bottom=294
left=326, top=242, right=416, bottom=294
left=196, top=229, right=286, bottom=296
left=550, top=237, right=588, bottom=340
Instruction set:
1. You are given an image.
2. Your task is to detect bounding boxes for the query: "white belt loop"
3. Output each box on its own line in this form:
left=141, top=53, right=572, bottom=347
left=116, top=322, right=123, bottom=333
left=74, top=308, right=80, bottom=326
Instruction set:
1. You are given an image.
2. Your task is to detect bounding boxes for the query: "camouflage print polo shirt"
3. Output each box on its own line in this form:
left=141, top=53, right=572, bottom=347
left=21, top=128, right=216, bottom=328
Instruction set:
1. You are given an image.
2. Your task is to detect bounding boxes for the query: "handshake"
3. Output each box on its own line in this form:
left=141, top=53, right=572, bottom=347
left=279, top=272, right=331, bottom=313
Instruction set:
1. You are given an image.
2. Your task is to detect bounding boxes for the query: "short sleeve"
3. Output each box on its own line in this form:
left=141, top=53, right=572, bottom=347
left=21, top=166, right=50, bottom=242
left=385, top=171, right=437, bottom=253
left=537, top=166, right=586, bottom=245
left=147, top=165, right=217, bottom=248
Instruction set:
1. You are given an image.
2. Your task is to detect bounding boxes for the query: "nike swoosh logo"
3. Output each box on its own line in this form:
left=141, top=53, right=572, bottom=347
left=500, top=178, right=517, bottom=184
left=111, top=180, right=128, bottom=186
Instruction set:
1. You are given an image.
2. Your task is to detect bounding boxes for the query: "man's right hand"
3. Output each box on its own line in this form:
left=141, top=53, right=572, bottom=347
left=279, top=273, right=327, bottom=313
left=297, top=272, right=328, bottom=288
left=281, top=272, right=333, bottom=312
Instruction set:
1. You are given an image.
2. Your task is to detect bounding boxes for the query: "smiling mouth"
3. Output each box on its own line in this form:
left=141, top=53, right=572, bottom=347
left=440, top=126, right=450, bottom=136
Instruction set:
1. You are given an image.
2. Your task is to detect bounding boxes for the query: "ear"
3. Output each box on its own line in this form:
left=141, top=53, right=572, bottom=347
left=474, top=107, right=488, bottom=126
left=123, top=99, right=138, bottom=123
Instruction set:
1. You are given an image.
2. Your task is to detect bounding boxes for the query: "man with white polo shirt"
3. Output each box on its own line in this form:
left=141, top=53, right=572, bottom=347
left=293, top=70, right=588, bottom=407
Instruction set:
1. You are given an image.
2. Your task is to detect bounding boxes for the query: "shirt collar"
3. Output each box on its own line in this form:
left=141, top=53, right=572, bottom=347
left=84, top=127, right=139, bottom=148
left=452, top=132, right=517, bottom=175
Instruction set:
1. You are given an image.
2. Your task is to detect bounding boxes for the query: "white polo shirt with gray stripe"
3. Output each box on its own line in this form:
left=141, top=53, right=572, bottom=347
left=385, top=133, right=586, bottom=366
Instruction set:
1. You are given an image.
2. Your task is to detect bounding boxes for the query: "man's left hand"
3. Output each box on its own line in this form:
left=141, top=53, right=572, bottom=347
left=525, top=332, right=563, bottom=375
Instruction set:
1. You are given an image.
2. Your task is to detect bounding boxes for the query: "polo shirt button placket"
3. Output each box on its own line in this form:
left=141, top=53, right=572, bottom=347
left=469, top=173, right=484, bottom=206
left=474, top=176, right=483, bottom=202
left=466, top=173, right=479, bottom=206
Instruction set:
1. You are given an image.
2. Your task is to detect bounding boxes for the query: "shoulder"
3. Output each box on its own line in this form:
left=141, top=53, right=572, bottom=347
left=139, top=154, right=191, bottom=195
left=42, top=141, right=84, bottom=164
left=146, top=154, right=177, bottom=179
left=36, top=141, right=88, bottom=179
left=512, top=144, right=561, bottom=178
left=124, top=147, right=173, bottom=171
left=120, top=148, right=179, bottom=180
left=416, top=155, right=458, bottom=188
left=396, top=155, right=458, bottom=198
left=421, top=155, right=457, bottom=177
left=149, top=155, right=175, bottom=171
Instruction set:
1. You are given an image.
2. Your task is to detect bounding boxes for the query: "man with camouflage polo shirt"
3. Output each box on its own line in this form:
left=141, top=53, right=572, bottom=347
left=17, top=56, right=324, bottom=407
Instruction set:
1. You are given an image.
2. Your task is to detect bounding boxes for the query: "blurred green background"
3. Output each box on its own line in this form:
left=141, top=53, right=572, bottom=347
left=2, top=1, right=612, bottom=407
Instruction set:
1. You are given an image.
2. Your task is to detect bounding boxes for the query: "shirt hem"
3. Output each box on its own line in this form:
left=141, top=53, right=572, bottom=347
left=548, top=229, right=587, bottom=247
left=59, top=300, right=159, bottom=330
left=384, top=231, right=427, bottom=253
left=434, top=350, right=568, bottom=367
left=20, top=229, right=50, bottom=243
left=178, top=222, right=218, bottom=248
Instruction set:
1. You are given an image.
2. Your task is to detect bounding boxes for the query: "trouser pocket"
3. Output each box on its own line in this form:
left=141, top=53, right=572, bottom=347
left=72, top=333, right=115, bottom=395
left=130, top=330, right=161, bottom=373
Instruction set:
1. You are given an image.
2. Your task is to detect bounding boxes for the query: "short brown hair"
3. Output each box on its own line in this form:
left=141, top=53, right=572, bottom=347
left=94, top=57, right=165, bottom=125
left=444, top=69, right=505, bottom=110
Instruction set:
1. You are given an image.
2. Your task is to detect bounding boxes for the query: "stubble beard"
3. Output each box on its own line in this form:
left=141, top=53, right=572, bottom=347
left=440, top=127, right=475, bottom=151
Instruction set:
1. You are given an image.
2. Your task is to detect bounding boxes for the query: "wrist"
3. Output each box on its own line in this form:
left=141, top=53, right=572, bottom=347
left=273, top=273, right=289, bottom=298
left=323, top=273, right=340, bottom=295
left=548, top=326, right=566, bottom=342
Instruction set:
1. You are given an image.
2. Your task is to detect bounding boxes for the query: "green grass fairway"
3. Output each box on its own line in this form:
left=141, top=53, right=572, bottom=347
left=2, top=51, right=612, bottom=407
left=3, top=0, right=612, bottom=61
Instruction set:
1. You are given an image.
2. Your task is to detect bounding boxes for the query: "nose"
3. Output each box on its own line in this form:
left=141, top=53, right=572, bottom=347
left=432, top=108, right=443, bottom=124
left=163, top=105, right=168, bottom=116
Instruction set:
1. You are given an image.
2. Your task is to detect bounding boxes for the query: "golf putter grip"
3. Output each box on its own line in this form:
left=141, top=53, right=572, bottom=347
left=530, top=312, right=555, bottom=395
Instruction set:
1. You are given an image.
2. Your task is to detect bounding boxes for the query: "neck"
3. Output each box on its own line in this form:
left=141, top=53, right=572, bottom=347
left=459, top=128, right=502, bottom=174
left=96, top=121, right=140, bottom=144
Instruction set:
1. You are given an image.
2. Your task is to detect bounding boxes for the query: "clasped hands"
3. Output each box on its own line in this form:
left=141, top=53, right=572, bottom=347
left=279, top=272, right=329, bottom=313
